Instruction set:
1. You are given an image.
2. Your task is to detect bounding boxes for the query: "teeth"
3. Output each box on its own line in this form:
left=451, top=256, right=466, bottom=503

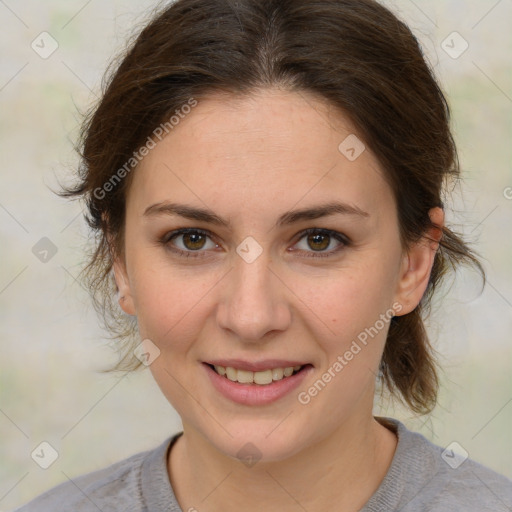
left=254, top=369, right=273, bottom=385
left=212, top=364, right=303, bottom=385
left=236, top=369, right=254, bottom=384
left=272, top=367, right=284, bottom=380
left=214, top=365, right=226, bottom=376
left=226, top=366, right=237, bottom=381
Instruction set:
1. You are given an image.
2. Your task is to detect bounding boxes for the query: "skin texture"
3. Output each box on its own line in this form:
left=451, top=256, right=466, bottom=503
left=113, top=88, right=444, bottom=511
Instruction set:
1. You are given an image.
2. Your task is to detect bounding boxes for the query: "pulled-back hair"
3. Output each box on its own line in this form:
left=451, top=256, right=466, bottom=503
left=62, top=0, right=485, bottom=415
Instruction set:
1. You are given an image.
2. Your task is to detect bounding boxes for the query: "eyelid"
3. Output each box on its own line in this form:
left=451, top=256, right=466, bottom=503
left=160, top=227, right=349, bottom=258
left=289, top=227, right=349, bottom=258
left=161, top=228, right=219, bottom=258
left=162, top=227, right=216, bottom=244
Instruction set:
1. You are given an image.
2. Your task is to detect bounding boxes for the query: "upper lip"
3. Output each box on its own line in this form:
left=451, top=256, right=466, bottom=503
left=204, top=359, right=310, bottom=372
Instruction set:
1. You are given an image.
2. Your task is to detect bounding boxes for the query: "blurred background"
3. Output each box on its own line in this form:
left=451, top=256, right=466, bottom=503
left=1, top=0, right=511, bottom=509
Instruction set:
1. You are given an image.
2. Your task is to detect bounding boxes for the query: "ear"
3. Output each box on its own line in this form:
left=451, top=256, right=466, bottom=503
left=393, top=207, right=444, bottom=316
left=109, top=237, right=136, bottom=316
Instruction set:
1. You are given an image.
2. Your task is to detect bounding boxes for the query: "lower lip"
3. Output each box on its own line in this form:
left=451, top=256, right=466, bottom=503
left=203, top=363, right=313, bottom=406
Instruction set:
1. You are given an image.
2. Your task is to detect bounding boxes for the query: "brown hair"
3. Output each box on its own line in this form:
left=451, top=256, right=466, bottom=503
left=62, top=0, right=485, bottom=415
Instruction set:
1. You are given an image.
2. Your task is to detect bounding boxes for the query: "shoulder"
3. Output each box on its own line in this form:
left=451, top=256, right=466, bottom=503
left=13, top=436, right=177, bottom=512
left=419, top=442, right=512, bottom=510
left=365, top=418, right=512, bottom=511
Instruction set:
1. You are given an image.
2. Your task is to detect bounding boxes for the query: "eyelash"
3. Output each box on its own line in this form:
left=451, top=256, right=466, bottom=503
left=159, top=228, right=350, bottom=259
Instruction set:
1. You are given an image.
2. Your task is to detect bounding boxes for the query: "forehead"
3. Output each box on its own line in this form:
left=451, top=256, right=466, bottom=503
left=128, top=89, right=394, bottom=221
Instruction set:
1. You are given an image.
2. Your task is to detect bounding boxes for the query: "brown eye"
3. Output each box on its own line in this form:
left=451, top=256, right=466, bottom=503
left=307, top=232, right=330, bottom=251
left=163, top=229, right=218, bottom=257
left=182, top=232, right=207, bottom=250
left=292, top=228, right=349, bottom=258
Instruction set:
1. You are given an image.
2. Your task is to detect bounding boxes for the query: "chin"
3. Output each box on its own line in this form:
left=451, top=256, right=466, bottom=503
left=196, top=418, right=317, bottom=465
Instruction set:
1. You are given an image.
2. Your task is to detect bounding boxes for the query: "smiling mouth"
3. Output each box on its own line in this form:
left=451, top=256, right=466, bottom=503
left=206, top=363, right=309, bottom=385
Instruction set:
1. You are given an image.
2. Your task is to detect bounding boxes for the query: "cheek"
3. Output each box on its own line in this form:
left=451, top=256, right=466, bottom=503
left=129, top=256, right=223, bottom=350
left=288, top=264, right=398, bottom=395
left=295, top=263, right=396, bottom=336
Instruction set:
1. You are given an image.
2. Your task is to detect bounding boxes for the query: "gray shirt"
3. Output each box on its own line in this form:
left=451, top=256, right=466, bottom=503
left=14, top=418, right=512, bottom=511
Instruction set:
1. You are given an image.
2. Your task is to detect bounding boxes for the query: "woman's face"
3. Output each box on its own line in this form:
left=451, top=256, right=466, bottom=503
left=114, top=88, right=435, bottom=461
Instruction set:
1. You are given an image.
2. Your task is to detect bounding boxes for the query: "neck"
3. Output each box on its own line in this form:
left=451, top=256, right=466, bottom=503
left=168, top=414, right=397, bottom=512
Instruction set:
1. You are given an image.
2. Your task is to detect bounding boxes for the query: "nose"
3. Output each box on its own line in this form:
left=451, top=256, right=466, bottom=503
left=216, top=248, right=292, bottom=342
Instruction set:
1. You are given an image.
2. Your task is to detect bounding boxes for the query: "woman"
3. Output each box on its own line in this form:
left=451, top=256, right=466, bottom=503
left=16, top=0, right=512, bottom=510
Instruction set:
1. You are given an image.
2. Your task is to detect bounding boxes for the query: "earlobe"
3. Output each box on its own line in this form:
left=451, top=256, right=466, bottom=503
left=393, top=207, right=444, bottom=316
left=113, top=257, right=136, bottom=316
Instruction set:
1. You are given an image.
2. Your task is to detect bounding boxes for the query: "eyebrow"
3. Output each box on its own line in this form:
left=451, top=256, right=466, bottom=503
left=143, top=201, right=370, bottom=228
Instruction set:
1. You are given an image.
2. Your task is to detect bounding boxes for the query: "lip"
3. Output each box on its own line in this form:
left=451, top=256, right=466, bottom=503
left=205, top=359, right=309, bottom=372
left=203, top=362, right=313, bottom=406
